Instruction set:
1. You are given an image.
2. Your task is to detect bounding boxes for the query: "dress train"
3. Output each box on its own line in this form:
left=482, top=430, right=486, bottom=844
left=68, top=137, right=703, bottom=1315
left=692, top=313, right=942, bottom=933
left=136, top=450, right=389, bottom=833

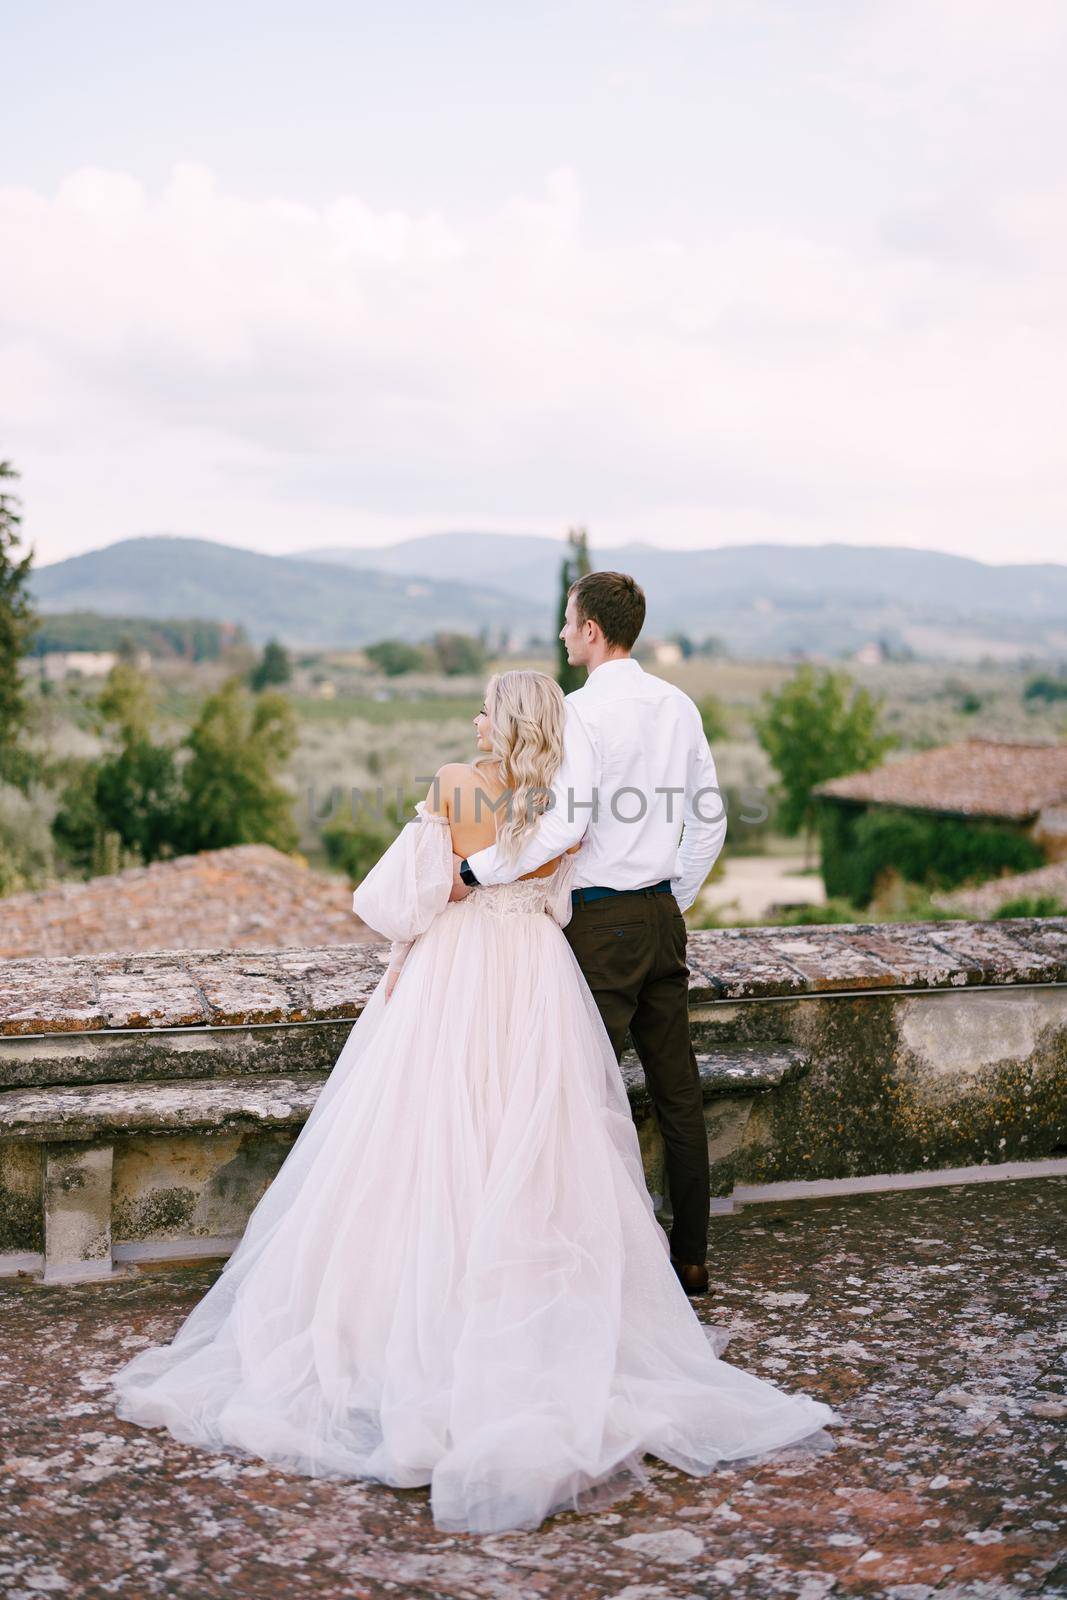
left=111, top=801, right=842, bottom=1532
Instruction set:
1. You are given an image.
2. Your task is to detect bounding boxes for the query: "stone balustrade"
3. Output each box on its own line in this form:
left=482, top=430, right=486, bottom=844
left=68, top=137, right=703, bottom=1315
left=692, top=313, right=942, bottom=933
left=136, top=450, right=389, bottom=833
left=2, top=918, right=1065, bottom=1282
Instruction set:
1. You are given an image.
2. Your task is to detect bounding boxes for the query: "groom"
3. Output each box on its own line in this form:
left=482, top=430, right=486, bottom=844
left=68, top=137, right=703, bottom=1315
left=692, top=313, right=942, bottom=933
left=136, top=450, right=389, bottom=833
left=450, top=571, right=727, bottom=1295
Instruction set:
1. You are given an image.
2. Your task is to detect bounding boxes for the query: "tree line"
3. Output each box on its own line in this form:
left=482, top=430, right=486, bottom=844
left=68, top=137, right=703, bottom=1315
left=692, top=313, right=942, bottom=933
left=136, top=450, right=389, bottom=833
left=0, top=461, right=299, bottom=892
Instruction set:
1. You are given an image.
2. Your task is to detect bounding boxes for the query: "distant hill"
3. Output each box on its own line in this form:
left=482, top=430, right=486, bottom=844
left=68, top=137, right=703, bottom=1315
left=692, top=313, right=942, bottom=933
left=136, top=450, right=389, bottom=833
left=30, top=532, right=1067, bottom=659
left=303, top=534, right=1067, bottom=660
left=30, top=536, right=528, bottom=649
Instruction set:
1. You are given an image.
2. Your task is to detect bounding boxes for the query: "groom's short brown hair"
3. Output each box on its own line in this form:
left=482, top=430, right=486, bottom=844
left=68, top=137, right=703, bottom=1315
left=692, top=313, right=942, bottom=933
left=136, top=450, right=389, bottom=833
left=569, top=571, right=646, bottom=650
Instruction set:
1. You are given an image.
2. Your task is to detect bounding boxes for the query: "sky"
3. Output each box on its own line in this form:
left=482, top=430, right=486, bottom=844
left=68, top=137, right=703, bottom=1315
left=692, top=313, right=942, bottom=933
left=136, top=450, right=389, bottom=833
left=2, top=0, right=1065, bottom=569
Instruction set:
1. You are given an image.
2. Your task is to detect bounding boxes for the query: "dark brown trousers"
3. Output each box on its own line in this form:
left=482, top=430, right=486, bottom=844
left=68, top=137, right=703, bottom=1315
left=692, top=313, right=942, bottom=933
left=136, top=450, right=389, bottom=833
left=563, top=886, right=710, bottom=1266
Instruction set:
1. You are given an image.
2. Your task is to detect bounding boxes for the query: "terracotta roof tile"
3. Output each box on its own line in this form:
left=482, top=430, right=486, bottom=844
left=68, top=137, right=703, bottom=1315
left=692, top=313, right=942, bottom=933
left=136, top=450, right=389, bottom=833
left=813, top=739, right=1067, bottom=821
left=933, top=858, right=1067, bottom=917
left=0, top=845, right=375, bottom=960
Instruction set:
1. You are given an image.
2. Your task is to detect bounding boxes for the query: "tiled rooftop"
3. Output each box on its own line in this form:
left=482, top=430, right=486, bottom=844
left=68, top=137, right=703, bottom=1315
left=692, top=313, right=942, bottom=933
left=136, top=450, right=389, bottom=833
left=813, top=740, right=1067, bottom=821
left=1, top=1176, right=1062, bottom=1598
left=934, top=860, right=1067, bottom=918
left=0, top=845, right=375, bottom=961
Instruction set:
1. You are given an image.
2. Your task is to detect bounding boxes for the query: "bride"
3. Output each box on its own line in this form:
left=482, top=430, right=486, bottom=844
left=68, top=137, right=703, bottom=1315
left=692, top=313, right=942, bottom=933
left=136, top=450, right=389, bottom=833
left=110, top=668, right=841, bottom=1534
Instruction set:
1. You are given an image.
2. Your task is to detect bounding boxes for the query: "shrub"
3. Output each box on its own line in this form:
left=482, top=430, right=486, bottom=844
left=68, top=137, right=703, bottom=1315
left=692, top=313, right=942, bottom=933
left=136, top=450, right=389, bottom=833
left=0, top=780, right=55, bottom=894
left=365, top=640, right=428, bottom=677
left=992, top=893, right=1067, bottom=919
left=696, top=693, right=730, bottom=744
left=1023, top=675, right=1067, bottom=704
left=321, top=790, right=408, bottom=883
left=321, top=818, right=401, bottom=883
left=819, top=801, right=1045, bottom=907
left=430, top=632, right=488, bottom=677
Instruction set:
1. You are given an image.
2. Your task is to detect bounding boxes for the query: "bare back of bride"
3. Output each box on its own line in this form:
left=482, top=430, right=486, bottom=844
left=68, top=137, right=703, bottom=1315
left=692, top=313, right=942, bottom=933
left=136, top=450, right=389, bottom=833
left=109, top=669, right=840, bottom=1535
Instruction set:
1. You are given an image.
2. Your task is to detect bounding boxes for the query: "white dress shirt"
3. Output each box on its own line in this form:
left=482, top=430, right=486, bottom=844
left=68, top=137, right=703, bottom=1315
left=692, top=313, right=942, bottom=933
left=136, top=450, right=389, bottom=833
left=464, top=657, right=727, bottom=913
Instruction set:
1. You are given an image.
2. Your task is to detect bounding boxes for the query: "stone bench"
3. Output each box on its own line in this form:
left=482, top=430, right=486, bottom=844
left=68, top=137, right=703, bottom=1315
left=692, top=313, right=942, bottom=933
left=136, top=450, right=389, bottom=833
left=0, top=1046, right=808, bottom=1282
left=0, top=1074, right=323, bottom=1285
left=2, top=919, right=1066, bottom=1284
left=0, top=1074, right=327, bottom=1141
left=620, top=1044, right=808, bottom=1112
left=0, top=1048, right=806, bottom=1141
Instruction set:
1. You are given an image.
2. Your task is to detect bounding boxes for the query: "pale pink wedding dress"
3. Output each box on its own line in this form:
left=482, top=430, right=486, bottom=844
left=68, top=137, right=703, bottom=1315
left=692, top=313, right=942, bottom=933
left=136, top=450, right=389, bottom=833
left=110, top=800, right=841, bottom=1532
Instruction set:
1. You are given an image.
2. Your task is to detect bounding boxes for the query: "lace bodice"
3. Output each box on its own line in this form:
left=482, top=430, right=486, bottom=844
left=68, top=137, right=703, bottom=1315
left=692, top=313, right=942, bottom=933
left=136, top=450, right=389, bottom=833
left=353, top=800, right=578, bottom=985
left=460, top=871, right=563, bottom=919
left=416, top=801, right=573, bottom=922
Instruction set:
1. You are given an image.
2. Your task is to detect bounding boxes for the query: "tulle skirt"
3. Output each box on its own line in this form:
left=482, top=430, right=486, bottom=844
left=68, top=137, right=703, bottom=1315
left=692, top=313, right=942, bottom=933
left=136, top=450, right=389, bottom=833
left=110, top=883, right=842, bottom=1532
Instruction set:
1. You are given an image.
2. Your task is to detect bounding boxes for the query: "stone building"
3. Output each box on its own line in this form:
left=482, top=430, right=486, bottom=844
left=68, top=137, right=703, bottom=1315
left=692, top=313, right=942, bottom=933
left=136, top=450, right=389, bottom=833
left=813, top=739, right=1067, bottom=904
left=814, top=739, right=1067, bottom=860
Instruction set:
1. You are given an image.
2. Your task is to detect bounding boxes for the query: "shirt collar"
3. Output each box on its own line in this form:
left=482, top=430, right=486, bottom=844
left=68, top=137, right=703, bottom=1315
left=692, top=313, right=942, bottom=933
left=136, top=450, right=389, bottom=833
left=583, top=657, right=642, bottom=689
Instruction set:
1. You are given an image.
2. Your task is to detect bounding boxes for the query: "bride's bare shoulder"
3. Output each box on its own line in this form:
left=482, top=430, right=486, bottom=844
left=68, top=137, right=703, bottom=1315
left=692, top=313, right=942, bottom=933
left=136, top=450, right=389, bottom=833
left=423, top=762, right=479, bottom=819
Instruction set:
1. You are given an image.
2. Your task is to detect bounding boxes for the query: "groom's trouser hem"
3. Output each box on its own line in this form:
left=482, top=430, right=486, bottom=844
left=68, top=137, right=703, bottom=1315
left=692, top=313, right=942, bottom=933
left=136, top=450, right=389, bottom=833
left=563, top=892, right=710, bottom=1266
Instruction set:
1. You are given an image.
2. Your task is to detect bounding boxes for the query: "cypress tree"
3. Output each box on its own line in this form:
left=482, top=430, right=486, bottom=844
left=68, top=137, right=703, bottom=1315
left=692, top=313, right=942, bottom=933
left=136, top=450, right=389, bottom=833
left=556, top=525, right=591, bottom=693
left=0, top=461, right=37, bottom=789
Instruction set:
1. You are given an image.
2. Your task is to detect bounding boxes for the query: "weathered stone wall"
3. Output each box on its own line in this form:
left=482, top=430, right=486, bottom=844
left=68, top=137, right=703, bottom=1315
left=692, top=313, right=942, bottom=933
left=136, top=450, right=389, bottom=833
left=688, top=987, right=1066, bottom=1191
left=2, top=918, right=1065, bottom=1280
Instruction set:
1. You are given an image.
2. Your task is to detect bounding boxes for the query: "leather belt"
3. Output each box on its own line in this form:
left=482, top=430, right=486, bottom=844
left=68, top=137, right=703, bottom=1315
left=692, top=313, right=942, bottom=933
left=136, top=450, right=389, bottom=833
left=571, top=879, right=673, bottom=907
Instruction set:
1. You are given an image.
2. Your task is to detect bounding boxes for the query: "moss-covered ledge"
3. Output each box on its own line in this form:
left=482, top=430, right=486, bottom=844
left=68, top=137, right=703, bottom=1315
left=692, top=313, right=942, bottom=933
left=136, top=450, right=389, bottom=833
left=1, top=918, right=1066, bottom=1282
left=2, top=916, right=1066, bottom=1040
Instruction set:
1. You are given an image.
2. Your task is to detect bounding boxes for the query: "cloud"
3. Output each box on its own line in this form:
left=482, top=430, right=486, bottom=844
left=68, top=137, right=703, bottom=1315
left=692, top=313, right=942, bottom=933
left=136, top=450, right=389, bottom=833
left=1, top=140, right=1065, bottom=563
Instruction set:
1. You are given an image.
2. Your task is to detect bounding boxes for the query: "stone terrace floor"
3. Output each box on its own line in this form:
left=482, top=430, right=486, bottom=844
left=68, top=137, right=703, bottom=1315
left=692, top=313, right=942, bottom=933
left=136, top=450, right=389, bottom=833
left=1, top=1177, right=1064, bottom=1600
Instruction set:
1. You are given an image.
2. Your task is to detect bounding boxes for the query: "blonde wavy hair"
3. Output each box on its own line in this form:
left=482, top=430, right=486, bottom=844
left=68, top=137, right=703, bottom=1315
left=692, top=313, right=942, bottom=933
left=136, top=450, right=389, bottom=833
left=472, top=670, right=566, bottom=865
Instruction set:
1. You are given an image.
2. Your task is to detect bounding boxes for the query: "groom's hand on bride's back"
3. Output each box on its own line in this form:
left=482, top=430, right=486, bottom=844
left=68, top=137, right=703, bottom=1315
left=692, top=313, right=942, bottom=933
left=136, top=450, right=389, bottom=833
left=450, top=852, right=473, bottom=901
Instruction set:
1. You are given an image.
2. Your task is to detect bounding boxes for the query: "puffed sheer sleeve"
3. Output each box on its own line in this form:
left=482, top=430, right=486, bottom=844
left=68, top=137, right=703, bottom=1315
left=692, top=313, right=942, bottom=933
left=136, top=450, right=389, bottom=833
left=351, top=800, right=455, bottom=977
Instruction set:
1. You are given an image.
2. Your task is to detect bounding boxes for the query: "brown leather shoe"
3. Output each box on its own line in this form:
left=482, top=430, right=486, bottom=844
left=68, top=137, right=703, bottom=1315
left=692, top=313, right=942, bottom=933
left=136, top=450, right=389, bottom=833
left=671, top=1256, right=709, bottom=1296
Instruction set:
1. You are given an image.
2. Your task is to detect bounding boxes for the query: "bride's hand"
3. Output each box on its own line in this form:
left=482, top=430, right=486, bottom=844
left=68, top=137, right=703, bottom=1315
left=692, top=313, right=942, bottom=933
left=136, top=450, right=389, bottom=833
left=385, top=968, right=400, bottom=1002
left=450, top=852, right=473, bottom=901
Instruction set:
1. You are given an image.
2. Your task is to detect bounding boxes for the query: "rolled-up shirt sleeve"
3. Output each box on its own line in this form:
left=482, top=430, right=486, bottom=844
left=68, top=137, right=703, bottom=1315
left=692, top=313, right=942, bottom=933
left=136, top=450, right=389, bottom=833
left=670, top=717, right=727, bottom=913
left=464, top=701, right=599, bottom=885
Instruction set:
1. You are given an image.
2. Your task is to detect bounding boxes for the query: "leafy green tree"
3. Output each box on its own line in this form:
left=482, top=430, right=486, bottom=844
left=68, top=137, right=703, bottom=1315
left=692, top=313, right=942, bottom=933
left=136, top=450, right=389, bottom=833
left=52, top=756, right=166, bottom=877
left=94, top=741, right=183, bottom=864
left=753, top=664, right=895, bottom=864
left=250, top=638, right=292, bottom=691
left=365, top=639, right=427, bottom=676
left=0, top=461, right=37, bottom=790
left=53, top=664, right=301, bottom=872
left=429, top=632, right=487, bottom=676
left=96, top=658, right=155, bottom=741
left=179, top=676, right=299, bottom=852
left=0, top=778, right=55, bottom=896
left=696, top=693, right=730, bottom=744
left=52, top=661, right=183, bottom=872
left=1024, top=674, right=1067, bottom=705
left=556, top=525, right=591, bottom=693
